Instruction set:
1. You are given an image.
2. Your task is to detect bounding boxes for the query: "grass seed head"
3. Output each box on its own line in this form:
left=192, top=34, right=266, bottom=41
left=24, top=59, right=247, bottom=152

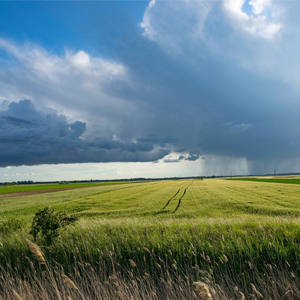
left=144, top=247, right=151, bottom=254
left=156, top=263, right=162, bottom=269
left=193, top=281, right=213, bottom=300
left=129, top=259, right=136, bottom=267
left=63, top=275, right=78, bottom=290
left=25, top=239, right=45, bottom=264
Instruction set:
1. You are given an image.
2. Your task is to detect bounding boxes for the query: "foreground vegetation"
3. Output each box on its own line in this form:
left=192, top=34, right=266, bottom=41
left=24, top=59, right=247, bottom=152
left=1, top=179, right=300, bottom=299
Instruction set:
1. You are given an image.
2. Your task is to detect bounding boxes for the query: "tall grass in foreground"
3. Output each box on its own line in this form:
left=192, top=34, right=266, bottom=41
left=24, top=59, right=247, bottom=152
left=2, top=245, right=299, bottom=299
left=2, top=218, right=300, bottom=299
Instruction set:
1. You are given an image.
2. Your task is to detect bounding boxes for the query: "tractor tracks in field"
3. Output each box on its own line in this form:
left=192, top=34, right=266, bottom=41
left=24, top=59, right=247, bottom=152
left=173, top=181, right=193, bottom=213
left=162, top=186, right=184, bottom=210
left=162, top=181, right=193, bottom=213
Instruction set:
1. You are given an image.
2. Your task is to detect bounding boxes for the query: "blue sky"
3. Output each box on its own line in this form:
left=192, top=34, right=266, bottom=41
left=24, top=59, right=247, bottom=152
left=0, top=1, right=149, bottom=61
left=1, top=0, right=300, bottom=181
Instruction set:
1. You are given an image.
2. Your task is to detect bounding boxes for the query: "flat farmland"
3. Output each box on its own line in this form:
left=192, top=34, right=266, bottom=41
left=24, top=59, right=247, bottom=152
left=2, top=178, right=300, bottom=220
left=230, top=177, right=300, bottom=185
left=2, top=179, right=300, bottom=299
left=0, top=181, right=133, bottom=196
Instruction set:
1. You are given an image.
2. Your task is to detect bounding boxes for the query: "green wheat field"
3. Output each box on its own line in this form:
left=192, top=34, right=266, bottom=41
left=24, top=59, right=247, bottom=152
left=1, top=178, right=300, bottom=299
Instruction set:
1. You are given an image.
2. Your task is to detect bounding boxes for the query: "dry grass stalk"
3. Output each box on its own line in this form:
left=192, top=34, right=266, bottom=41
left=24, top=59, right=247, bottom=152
left=13, top=290, right=23, bottom=300
left=251, top=283, right=263, bottom=298
left=63, top=274, right=78, bottom=290
left=193, top=281, right=213, bottom=300
left=25, top=239, right=45, bottom=264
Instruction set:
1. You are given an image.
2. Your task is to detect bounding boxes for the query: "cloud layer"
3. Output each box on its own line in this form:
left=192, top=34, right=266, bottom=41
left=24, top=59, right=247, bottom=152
left=1, top=0, right=300, bottom=174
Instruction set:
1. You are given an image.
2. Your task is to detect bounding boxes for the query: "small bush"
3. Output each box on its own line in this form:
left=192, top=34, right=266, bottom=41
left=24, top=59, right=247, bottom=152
left=30, top=207, right=78, bottom=245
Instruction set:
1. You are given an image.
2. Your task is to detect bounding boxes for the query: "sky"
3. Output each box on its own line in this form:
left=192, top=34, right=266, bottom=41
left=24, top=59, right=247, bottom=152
left=1, top=0, right=300, bottom=182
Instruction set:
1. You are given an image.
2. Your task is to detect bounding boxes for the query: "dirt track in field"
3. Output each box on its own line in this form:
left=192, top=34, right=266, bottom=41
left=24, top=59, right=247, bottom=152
left=0, top=186, right=97, bottom=198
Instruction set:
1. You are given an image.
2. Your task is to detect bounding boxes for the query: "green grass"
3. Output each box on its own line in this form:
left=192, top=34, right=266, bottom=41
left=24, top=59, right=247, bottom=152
left=0, top=180, right=138, bottom=194
left=228, top=177, right=300, bottom=185
left=2, top=178, right=300, bottom=298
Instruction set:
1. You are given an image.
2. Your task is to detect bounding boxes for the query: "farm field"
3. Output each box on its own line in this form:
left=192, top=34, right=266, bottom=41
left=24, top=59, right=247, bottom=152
left=3, top=178, right=300, bottom=220
left=229, top=177, right=300, bottom=185
left=1, top=178, right=300, bottom=299
left=0, top=180, right=135, bottom=195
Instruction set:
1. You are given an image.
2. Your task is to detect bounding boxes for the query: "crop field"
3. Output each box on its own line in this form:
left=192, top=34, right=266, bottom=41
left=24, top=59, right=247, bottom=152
left=2, top=178, right=300, bottom=220
left=1, top=178, right=300, bottom=299
left=0, top=180, right=134, bottom=195
left=229, top=177, right=300, bottom=185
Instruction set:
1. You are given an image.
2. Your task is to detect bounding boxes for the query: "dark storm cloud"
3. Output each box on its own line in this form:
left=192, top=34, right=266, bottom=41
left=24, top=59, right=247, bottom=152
left=0, top=100, right=169, bottom=167
left=164, top=153, right=200, bottom=163
left=185, top=153, right=200, bottom=161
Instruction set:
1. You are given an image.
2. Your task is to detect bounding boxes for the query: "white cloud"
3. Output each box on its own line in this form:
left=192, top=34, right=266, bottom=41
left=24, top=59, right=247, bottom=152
left=140, top=0, right=213, bottom=53
left=0, top=39, right=125, bottom=84
left=223, top=0, right=281, bottom=39
left=249, top=0, right=271, bottom=15
left=69, top=50, right=91, bottom=69
left=140, top=0, right=156, bottom=40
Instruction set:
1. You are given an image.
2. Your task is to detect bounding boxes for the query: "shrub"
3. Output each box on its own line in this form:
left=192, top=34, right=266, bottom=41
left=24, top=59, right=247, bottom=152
left=30, top=207, right=78, bottom=245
